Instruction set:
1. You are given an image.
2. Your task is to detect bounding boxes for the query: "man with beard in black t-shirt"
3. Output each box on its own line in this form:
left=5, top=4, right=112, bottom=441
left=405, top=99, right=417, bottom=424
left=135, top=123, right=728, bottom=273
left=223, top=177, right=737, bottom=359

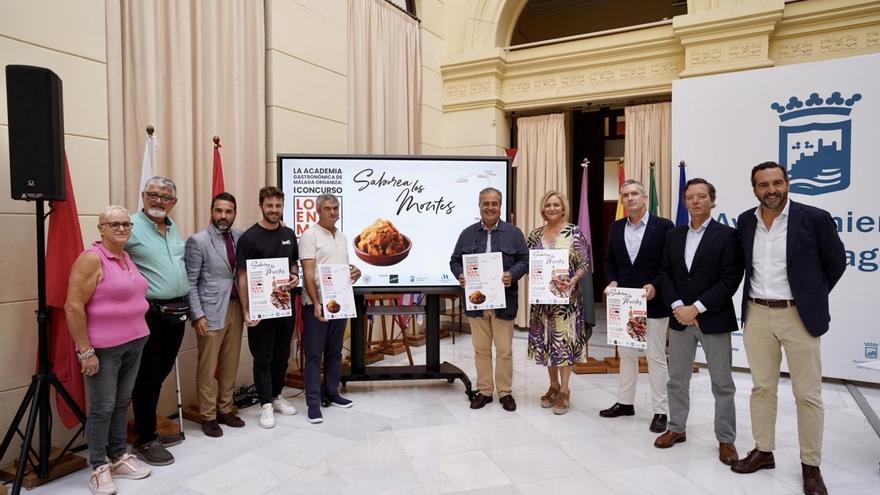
left=236, top=186, right=299, bottom=429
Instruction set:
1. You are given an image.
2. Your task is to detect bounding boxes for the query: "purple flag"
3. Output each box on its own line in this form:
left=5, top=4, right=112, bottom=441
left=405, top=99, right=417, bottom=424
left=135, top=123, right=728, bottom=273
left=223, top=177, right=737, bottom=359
left=577, top=162, right=594, bottom=267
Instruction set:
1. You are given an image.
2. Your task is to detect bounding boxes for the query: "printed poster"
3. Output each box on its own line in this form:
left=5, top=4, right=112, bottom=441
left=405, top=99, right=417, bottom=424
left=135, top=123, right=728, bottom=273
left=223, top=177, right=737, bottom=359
left=529, top=249, right=570, bottom=305
left=606, top=287, right=647, bottom=350
left=463, top=252, right=506, bottom=311
left=318, top=263, right=357, bottom=320
left=246, top=257, right=294, bottom=320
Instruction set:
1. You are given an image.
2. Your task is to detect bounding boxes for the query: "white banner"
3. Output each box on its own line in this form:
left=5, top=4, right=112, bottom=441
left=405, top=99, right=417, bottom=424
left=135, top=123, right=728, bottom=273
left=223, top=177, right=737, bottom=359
left=672, top=53, right=880, bottom=383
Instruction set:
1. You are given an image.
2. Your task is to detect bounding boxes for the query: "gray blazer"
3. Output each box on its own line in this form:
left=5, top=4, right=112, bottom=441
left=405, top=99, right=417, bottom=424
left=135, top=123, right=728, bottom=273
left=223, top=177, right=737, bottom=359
left=185, top=224, right=243, bottom=330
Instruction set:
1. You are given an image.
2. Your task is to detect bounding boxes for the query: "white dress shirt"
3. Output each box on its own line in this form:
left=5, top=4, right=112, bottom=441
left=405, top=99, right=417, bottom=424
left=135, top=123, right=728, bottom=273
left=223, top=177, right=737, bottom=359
left=671, top=217, right=710, bottom=313
left=749, top=200, right=793, bottom=300
left=624, top=211, right=649, bottom=264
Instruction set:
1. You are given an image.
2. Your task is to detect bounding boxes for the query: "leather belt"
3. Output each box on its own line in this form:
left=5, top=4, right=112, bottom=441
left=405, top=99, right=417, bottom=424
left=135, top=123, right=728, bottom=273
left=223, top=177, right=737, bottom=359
left=748, top=297, right=795, bottom=309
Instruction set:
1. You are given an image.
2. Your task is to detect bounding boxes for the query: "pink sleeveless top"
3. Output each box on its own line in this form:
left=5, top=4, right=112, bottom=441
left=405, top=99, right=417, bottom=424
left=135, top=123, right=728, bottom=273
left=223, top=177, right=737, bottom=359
left=84, top=242, right=150, bottom=348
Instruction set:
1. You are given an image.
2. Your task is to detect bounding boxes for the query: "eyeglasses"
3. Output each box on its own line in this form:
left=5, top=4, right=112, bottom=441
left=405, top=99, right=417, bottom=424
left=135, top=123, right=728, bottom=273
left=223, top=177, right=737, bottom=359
left=144, top=192, right=176, bottom=203
left=100, top=222, right=133, bottom=231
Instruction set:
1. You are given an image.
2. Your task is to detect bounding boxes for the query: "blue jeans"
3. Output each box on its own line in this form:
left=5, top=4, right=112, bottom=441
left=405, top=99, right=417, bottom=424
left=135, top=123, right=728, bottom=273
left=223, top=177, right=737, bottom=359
left=86, top=336, right=147, bottom=467
left=302, top=305, right=346, bottom=408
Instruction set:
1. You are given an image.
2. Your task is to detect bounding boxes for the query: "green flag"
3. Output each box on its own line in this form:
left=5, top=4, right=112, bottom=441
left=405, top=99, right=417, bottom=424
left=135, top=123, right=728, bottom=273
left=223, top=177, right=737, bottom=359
left=648, top=162, right=659, bottom=216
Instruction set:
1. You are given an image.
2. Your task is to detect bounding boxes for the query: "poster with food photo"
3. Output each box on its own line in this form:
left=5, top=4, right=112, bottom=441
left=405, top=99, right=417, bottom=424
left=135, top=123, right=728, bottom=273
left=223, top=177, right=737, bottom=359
left=528, top=249, right=569, bottom=305
left=279, top=155, right=509, bottom=288
left=463, top=252, right=506, bottom=311
left=606, top=287, right=647, bottom=350
left=317, top=263, right=357, bottom=320
left=246, top=257, right=294, bottom=320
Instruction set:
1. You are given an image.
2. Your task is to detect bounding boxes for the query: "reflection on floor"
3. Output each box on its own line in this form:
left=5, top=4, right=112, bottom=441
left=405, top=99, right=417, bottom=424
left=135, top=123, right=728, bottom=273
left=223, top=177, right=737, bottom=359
left=34, top=331, right=880, bottom=494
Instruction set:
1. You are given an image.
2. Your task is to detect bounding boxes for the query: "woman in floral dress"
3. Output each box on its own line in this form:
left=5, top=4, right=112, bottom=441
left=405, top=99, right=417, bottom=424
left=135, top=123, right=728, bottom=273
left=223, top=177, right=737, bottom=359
left=527, top=191, right=591, bottom=415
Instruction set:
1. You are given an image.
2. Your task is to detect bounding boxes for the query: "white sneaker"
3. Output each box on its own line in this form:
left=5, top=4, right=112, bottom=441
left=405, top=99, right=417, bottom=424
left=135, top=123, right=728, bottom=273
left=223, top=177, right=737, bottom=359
left=272, top=396, right=298, bottom=415
left=259, top=403, right=275, bottom=428
left=110, top=453, right=151, bottom=480
left=89, top=464, right=117, bottom=495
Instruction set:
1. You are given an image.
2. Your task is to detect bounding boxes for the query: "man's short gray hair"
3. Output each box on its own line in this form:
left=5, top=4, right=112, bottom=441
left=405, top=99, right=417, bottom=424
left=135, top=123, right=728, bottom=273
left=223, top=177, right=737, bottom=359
left=620, top=179, right=646, bottom=197
left=98, top=205, right=130, bottom=224
left=143, top=176, right=177, bottom=196
left=315, top=193, right=339, bottom=209
left=478, top=187, right=502, bottom=202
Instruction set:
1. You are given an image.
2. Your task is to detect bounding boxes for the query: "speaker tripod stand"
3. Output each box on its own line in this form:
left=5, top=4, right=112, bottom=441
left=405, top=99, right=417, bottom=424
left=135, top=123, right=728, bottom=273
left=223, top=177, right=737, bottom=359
left=0, top=199, right=87, bottom=495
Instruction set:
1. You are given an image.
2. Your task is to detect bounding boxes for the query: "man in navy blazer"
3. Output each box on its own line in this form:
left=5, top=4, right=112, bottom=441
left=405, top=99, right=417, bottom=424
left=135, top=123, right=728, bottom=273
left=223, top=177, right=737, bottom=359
left=731, top=162, right=845, bottom=495
left=599, top=179, right=674, bottom=434
left=653, top=178, right=743, bottom=467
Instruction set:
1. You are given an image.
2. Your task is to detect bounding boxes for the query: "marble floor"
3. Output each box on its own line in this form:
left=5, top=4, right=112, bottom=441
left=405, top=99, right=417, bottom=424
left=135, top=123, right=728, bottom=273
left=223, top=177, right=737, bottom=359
left=32, top=331, right=880, bottom=495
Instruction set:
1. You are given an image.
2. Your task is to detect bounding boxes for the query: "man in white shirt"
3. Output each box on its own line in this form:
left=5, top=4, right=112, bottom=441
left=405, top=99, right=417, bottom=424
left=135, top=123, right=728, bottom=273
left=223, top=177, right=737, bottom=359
left=300, top=193, right=361, bottom=424
left=731, top=162, right=845, bottom=495
left=654, top=179, right=743, bottom=467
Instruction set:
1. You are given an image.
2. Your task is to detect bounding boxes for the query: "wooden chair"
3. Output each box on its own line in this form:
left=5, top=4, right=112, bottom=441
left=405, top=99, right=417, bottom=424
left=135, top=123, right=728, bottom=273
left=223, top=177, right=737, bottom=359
left=364, top=294, right=423, bottom=366
left=439, top=293, right=463, bottom=343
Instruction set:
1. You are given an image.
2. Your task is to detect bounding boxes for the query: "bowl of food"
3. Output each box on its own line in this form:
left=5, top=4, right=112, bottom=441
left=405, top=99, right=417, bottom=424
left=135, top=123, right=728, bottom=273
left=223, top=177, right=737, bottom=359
left=270, top=281, right=293, bottom=310
left=468, top=290, right=486, bottom=305
left=353, top=219, right=412, bottom=266
left=325, top=299, right=341, bottom=314
left=626, top=315, right=648, bottom=342
left=548, top=273, right=570, bottom=298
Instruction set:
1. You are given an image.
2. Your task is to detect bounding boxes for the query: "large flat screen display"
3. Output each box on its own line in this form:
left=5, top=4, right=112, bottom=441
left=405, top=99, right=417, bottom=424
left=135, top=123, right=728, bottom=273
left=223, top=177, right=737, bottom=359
left=278, top=155, right=509, bottom=288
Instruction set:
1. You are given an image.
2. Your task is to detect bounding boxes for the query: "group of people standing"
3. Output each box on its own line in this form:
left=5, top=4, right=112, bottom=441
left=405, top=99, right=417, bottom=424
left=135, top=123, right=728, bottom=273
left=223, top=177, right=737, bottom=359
left=450, top=161, right=844, bottom=495
left=64, top=159, right=844, bottom=495
left=65, top=178, right=359, bottom=495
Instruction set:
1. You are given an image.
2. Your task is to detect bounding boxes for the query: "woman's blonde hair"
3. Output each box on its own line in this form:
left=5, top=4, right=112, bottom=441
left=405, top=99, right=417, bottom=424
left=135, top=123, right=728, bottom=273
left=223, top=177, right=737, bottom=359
left=539, top=190, right=568, bottom=222
left=98, top=205, right=130, bottom=224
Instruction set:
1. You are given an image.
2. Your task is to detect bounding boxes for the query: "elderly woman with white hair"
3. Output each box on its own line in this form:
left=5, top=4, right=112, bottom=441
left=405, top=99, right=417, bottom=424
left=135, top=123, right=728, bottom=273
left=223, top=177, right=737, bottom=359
left=65, top=205, right=152, bottom=494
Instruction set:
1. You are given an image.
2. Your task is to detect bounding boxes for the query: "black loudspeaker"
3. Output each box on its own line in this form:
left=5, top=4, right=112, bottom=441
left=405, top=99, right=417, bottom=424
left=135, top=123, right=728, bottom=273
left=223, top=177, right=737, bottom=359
left=5, top=65, right=65, bottom=201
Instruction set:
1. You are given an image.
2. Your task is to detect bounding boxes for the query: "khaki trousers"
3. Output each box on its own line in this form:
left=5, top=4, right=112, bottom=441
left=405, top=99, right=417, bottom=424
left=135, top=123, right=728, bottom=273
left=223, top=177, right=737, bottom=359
left=618, top=317, right=670, bottom=414
left=743, top=302, right=823, bottom=466
left=468, top=311, right=514, bottom=397
left=196, top=299, right=244, bottom=421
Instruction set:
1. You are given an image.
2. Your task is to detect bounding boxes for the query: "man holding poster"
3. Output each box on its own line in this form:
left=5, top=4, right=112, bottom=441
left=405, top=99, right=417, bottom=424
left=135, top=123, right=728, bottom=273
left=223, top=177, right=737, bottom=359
left=731, top=162, right=845, bottom=495
left=599, top=179, right=674, bottom=434
left=450, top=187, right=528, bottom=412
left=235, top=187, right=300, bottom=429
left=655, top=179, right=742, bottom=467
left=300, top=193, right=361, bottom=425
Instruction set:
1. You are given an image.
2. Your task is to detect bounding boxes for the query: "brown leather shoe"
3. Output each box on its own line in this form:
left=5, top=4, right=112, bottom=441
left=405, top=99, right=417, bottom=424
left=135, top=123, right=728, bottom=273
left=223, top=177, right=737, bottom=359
left=201, top=420, right=222, bottom=438
left=719, top=442, right=738, bottom=465
left=217, top=412, right=245, bottom=428
left=731, top=448, right=775, bottom=473
left=802, top=464, right=827, bottom=495
left=552, top=391, right=569, bottom=415
left=500, top=394, right=517, bottom=412
left=654, top=430, right=686, bottom=448
left=470, top=392, right=493, bottom=409
left=540, top=385, right=560, bottom=408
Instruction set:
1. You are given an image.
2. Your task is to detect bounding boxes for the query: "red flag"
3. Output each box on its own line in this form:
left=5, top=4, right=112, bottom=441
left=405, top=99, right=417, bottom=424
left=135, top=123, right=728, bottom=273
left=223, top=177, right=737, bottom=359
left=212, top=141, right=225, bottom=197
left=615, top=161, right=626, bottom=220
left=44, top=155, right=86, bottom=428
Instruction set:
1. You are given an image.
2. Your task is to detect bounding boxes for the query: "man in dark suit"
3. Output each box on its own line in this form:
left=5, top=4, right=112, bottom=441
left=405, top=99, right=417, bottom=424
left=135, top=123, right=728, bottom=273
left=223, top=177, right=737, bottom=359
left=653, top=178, right=743, bottom=467
left=599, top=179, right=674, bottom=433
left=731, top=162, right=845, bottom=495
left=185, top=192, right=246, bottom=437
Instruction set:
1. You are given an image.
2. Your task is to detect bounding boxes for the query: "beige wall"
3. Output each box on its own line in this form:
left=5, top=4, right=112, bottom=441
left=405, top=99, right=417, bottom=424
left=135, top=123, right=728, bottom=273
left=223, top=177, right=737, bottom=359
left=0, top=0, right=108, bottom=466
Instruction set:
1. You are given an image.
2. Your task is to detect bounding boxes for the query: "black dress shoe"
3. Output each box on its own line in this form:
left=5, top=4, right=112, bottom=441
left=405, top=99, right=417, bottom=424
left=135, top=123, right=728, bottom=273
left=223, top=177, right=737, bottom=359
left=599, top=402, right=635, bottom=418
left=500, top=394, right=516, bottom=412
left=470, top=392, right=493, bottom=409
left=731, top=448, right=775, bottom=473
left=649, top=414, right=667, bottom=433
left=802, top=464, right=827, bottom=495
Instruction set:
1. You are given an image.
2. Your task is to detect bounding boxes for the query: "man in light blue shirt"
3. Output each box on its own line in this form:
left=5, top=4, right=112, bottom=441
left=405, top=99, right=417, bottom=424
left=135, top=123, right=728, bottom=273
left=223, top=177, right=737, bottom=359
left=125, top=176, right=189, bottom=466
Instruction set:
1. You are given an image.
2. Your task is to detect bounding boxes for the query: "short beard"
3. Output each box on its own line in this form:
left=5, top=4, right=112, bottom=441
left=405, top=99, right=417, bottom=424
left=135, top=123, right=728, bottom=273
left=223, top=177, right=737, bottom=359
left=213, top=220, right=230, bottom=231
left=262, top=214, right=280, bottom=225
left=146, top=207, right=167, bottom=219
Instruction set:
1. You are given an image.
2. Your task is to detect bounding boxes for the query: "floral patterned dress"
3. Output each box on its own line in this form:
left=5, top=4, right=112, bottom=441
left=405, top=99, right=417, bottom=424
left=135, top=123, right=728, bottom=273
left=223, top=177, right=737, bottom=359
left=527, top=223, right=592, bottom=366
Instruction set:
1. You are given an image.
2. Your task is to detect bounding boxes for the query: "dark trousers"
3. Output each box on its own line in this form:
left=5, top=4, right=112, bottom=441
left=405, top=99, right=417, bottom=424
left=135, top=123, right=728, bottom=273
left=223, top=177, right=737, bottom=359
left=86, top=336, right=147, bottom=467
left=247, top=316, right=294, bottom=405
left=131, top=308, right=185, bottom=444
left=302, top=305, right=346, bottom=408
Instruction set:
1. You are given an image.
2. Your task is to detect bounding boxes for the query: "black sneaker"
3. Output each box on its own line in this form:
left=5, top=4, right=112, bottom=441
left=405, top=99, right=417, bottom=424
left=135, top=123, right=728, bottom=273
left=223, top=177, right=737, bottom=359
left=328, top=396, right=353, bottom=408
left=134, top=440, right=175, bottom=466
left=307, top=405, right=324, bottom=424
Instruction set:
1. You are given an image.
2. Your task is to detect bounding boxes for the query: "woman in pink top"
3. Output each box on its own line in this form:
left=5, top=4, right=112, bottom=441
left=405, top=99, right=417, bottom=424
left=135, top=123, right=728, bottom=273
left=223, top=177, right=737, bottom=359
left=65, top=206, right=152, bottom=495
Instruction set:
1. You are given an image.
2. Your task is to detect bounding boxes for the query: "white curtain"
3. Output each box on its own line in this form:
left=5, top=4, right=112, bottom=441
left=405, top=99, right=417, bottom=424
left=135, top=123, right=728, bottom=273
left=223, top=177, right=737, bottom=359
left=514, top=113, right=568, bottom=327
left=623, top=102, right=672, bottom=217
left=106, top=0, right=266, bottom=236
left=348, top=0, right=421, bottom=154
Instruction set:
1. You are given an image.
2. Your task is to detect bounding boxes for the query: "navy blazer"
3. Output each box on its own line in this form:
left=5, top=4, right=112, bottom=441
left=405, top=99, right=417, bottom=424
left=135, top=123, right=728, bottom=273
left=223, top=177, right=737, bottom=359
left=737, top=200, right=846, bottom=337
left=605, top=213, right=675, bottom=318
left=660, top=220, right=743, bottom=334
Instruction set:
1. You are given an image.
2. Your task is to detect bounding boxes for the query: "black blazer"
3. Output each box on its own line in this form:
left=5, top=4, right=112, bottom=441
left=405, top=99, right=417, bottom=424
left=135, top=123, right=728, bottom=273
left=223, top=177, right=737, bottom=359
left=660, top=220, right=743, bottom=333
left=737, top=200, right=846, bottom=337
left=605, top=214, right=675, bottom=318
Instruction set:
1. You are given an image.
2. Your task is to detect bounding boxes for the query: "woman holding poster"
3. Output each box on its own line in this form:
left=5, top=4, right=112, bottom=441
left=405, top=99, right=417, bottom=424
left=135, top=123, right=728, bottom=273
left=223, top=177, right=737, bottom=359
left=527, top=191, right=591, bottom=415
